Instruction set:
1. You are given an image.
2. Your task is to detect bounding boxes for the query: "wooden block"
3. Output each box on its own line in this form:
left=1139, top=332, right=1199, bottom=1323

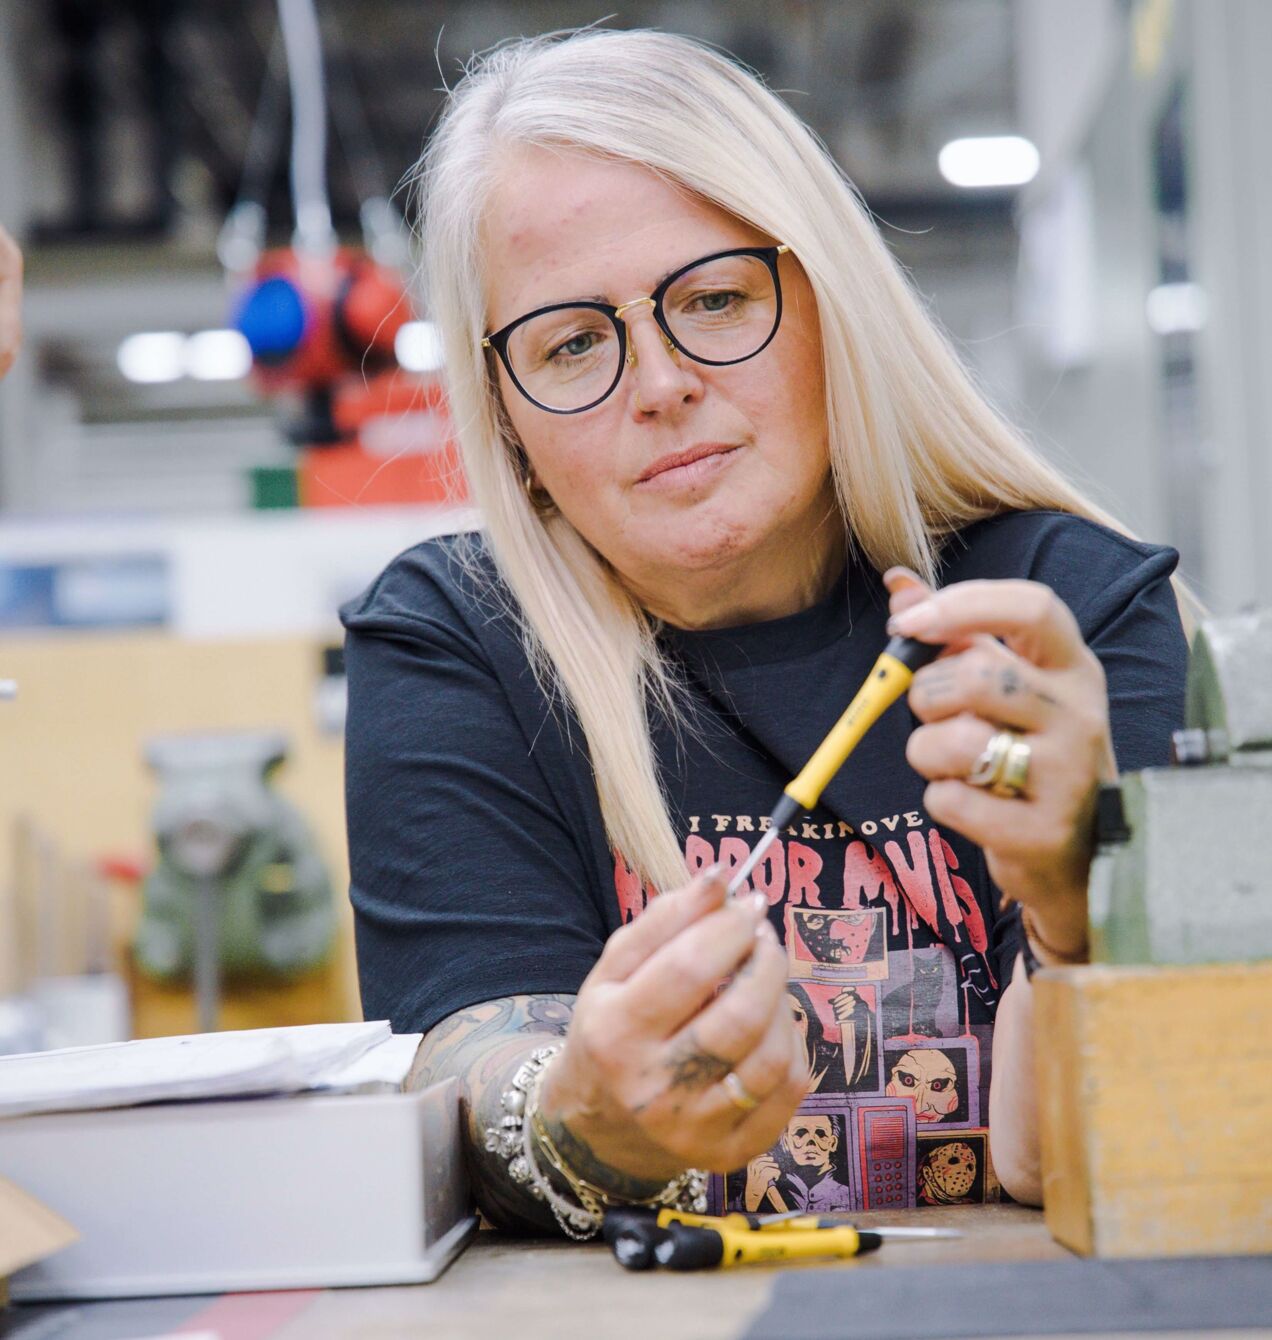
left=1034, top=961, right=1272, bottom=1258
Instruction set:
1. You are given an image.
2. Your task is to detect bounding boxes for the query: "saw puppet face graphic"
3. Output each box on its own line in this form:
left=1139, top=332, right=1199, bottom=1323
left=885, top=1048, right=960, bottom=1122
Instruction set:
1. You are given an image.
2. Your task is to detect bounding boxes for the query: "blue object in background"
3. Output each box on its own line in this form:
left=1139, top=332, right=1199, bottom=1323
left=0, top=556, right=170, bottom=630
left=233, top=276, right=307, bottom=361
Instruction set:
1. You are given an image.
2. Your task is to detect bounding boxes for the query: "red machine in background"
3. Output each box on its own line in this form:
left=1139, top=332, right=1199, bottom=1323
left=231, top=247, right=465, bottom=509
left=219, top=0, right=464, bottom=510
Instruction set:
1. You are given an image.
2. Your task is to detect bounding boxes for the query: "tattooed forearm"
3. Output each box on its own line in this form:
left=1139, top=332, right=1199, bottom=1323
left=414, top=994, right=576, bottom=1233
left=418, top=993, right=699, bottom=1233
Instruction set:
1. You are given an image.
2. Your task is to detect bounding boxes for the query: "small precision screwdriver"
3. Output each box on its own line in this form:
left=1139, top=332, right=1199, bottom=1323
left=726, top=634, right=942, bottom=896
left=654, top=1220, right=883, bottom=1270
left=602, top=1207, right=959, bottom=1271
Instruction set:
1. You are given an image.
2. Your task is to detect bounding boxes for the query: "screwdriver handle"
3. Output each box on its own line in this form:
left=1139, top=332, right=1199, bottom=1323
left=784, top=636, right=938, bottom=810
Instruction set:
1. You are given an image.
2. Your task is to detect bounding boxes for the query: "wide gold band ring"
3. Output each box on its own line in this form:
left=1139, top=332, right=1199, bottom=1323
left=967, top=729, right=1031, bottom=799
left=993, top=740, right=1032, bottom=798
left=722, top=1071, right=760, bottom=1113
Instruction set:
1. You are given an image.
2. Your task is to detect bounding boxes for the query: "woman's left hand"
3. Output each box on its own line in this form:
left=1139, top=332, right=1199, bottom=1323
left=882, top=567, right=1117, bottom=956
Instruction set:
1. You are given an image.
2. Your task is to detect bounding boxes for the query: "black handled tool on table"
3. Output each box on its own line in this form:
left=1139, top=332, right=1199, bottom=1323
left=604, top=1207, right=960, bottom=1272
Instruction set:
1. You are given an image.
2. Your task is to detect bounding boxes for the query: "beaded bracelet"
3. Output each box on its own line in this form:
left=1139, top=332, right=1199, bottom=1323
left=483, top=1044, right=708, bottom=1240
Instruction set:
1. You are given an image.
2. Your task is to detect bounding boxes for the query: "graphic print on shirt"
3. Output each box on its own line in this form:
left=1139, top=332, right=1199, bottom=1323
left=916, top=1131, right=1000, bottom=1205
left=612, top=806, right=1006, bottom=1212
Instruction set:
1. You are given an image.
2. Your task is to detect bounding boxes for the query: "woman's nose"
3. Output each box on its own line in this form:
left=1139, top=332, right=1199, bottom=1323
left=623, top=310, right=702, bottom=415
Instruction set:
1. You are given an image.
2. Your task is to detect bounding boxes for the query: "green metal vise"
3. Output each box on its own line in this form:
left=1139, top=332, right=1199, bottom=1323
left=1089, top=610, right=1272, bottom=965
left=135, top=732, right=336, bottom=1028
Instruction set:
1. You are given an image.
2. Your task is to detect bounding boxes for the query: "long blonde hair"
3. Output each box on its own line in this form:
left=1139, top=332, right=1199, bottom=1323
left=416, top=28, right=1157, bottom=891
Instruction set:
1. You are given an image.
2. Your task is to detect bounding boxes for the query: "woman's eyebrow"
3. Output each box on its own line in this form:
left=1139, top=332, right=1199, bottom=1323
left=540, top=257, right=699, bottom=310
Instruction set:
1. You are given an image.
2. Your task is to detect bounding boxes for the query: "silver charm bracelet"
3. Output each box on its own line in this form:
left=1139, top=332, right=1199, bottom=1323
left=484, top=1044, right=708, bottom=1241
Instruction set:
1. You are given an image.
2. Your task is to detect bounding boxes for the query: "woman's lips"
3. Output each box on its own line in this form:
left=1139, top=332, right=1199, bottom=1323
left=635, top=443, right=740, bottom=488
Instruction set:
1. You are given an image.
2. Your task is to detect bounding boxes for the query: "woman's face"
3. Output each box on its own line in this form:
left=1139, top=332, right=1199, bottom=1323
left=482, top=146, right=836, bottom=625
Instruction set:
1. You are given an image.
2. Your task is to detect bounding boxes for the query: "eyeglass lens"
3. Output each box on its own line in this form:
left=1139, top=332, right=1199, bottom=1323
left=505, top=252, right=779, bottom=412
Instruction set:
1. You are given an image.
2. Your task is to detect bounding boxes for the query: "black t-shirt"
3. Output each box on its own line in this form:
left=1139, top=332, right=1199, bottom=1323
left=340, top=509, right=1187, bottom=1212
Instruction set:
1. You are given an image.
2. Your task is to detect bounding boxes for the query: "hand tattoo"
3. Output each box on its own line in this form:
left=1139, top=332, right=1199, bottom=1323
left=665, top=1028, right=732, bottom=1090
left=1000, top=665, right=1059, bottom=707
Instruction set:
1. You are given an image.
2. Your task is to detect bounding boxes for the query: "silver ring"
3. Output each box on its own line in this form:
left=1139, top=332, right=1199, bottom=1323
left=722, top=1071, right=760, bottom=1113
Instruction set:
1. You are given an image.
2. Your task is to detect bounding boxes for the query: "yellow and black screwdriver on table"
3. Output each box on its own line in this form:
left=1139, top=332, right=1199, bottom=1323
left=725, top=634, right=942, bottom=897
left=657, top=1219, right=882, bottom=1271
left=603, top=1207, right=959, bottom=1272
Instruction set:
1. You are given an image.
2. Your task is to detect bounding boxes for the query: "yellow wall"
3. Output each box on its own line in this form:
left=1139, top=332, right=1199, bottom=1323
left=1, top=630, right=359, bottom=1031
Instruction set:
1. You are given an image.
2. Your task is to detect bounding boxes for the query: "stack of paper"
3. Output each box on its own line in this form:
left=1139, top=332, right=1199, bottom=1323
left=0, top=1021, right=422, bottom=1119
left=0, top=1023, right=473, bottom=1299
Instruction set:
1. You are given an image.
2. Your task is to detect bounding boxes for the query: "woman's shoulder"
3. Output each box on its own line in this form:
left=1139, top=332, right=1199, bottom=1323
left=939, top=508, right=1174, bottom=575
left=937, top=509, right=1181, bottom=634
left=339, top=529, right=507, bottom=641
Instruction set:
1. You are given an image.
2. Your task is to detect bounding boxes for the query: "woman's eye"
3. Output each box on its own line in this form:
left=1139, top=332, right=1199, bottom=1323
left=691, top=289, right=743, bottom=314
left=550, top=332, right=598, bottom=360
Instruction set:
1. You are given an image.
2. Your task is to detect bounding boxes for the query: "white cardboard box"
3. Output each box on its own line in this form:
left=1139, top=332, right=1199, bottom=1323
left=0, top=1078, right=476, bottom=1299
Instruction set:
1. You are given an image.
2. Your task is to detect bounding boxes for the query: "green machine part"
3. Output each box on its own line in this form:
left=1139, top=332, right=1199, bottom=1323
left=135, top=732, right=335, bottom=985
left=1088, top=610, right=1272, bottom=966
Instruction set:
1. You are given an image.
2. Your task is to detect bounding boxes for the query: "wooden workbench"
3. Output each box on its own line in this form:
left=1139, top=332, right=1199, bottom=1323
left=6, top=1205, right=1267, bottom=1340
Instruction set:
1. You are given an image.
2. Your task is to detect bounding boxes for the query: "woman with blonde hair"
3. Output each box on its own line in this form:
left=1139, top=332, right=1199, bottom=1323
left=342, top=28, right=1186, bottom=1233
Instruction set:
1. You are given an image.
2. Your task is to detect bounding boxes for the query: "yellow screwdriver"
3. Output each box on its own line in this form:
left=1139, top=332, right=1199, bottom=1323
left=726, top=634, right=941, bottom=896
left=603, top=1207, right=957, bottom=1271
left=654, top=1219, right=883, bottom=1270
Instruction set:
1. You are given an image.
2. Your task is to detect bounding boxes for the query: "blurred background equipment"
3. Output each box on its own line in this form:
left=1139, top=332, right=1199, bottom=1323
left=1, top=813, right=130, bottom=1056
left=1036, top=608, right=1272, bottom=1258
left=220, top=0, right=465, bottom=509
left=1, top=631, right=359, bottom=1043
left=1090, top=608, right=1272, bottom=966
left=136, top=731, right=336, bottom=1032
left=2, top=0, right=1269, bottom=612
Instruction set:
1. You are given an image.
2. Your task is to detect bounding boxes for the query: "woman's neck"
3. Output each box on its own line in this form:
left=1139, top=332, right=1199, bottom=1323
left=631, top=513, right=847, bottom=631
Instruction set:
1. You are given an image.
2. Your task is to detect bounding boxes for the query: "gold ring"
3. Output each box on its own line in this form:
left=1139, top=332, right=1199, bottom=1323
left=722, top=1071, right=759, bottom=1113
left=992, top=739, right=1032, bottom=798
left=966, top=729, right=1018, bottom=788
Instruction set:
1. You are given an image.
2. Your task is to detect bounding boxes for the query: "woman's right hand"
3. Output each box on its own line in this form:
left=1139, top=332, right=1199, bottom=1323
left=538, top=866, right=809, bottom=1183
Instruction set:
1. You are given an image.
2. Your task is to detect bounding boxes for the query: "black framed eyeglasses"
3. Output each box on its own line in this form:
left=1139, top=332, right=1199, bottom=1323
left=482, top=244, right=791, bottom=415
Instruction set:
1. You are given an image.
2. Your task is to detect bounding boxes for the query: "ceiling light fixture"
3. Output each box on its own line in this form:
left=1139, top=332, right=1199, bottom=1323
left=938, top=136, right=1040, bottom=189
left=185, top=329, right=253, bottom=381
left=116, top=332, right=188, bottom=385
left=1145, top=282, right=1206, bottom=335
left=394, top=321, right=444, bottom=373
